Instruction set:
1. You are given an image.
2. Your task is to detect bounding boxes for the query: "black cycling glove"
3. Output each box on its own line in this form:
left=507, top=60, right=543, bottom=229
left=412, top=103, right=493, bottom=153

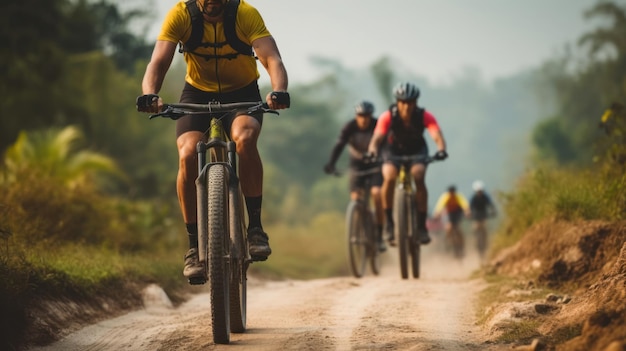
left=434, top=150, right=448, bottom=160
left=270, top=91, right=290, bottom=107
left=136, top=94, right=159, bottom=111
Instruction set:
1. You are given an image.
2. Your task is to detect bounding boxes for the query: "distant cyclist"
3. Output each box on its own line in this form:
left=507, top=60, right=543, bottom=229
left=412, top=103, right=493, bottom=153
left=367, top=82, right=448, bottom=246
left=324, top=101, right=386, bottom=252
left=433, top=185, right=470, bottom=241
left=469, top=180, right=497, bottom=258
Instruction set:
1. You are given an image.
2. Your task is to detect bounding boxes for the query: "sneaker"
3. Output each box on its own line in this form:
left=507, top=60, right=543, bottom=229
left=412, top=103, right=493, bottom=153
left=183, top=248, right=204, bottom=278
left=248, top=227, right=272, bottom=261
left=385, top=222, right=396, bottom=247
left=418, top=228, right=432, bottom=245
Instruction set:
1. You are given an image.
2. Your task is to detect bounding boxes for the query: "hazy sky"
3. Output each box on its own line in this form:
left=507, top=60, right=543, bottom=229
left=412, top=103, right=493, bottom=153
left=148, top=0, right=603, bottom=85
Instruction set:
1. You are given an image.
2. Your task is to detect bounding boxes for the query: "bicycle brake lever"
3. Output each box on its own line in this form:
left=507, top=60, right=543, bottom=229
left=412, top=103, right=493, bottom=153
left=255, top=103, right=279, bottom=115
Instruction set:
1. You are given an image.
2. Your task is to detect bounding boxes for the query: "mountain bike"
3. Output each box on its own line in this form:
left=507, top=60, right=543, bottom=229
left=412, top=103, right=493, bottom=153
left=342, top=166, right=382, bottom=278
left=389, top=154, right=439, bottom=279
left=446, top=219, right=465, bottom=260
left=145, top=100, right=278, bottom=344
left=472, top=213, right=495, bottom=262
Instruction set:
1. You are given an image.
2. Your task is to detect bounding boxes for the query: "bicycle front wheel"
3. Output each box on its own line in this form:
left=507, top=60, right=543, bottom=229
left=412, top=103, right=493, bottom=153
left=394, top=188, right=409, bottom=280
left=408, top=197, right=420, bottom=279
left=366, top=211, right=381, bottom=276
left=346, top=201, right=367, bottom=278
left=229, top=181, right=247, bottom=333
left=207, top=165, right=231, bottom=344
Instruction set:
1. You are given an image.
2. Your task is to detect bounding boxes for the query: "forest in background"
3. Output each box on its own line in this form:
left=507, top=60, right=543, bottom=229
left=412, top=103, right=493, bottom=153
left=1, top=0, right=624, bottom=254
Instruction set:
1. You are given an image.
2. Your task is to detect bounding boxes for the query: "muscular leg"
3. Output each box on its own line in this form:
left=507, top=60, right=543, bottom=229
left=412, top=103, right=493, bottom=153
left=381, top=163, right=398, bottom=212
left=410, top=163, right=427, bottom=213
left=411, top=162, right=431, bottom=244
left=230, top=115, right=262, bottom=197
left=177, top=131, right=205, bottom=278
left=176, top=131, right=205, bottom=224
left=370, top=186, right=384, bottom=225
left=230, top=114, right=271, bottom=259
left=381, top=163, right=398, bottom=243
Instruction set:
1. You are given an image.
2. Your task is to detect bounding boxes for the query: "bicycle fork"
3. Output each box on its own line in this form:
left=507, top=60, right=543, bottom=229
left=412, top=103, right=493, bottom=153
left=195, top=138, right=242, bottom=280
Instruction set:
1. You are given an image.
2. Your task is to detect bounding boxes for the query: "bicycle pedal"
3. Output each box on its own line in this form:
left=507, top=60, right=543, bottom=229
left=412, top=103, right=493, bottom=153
left=188, top=276, right=207, bottom=285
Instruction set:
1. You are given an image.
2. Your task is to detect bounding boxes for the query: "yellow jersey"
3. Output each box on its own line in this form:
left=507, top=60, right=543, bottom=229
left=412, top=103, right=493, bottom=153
left=434, top=192, right=470, bottom=215
left=157, top=0, right=271, bottom=92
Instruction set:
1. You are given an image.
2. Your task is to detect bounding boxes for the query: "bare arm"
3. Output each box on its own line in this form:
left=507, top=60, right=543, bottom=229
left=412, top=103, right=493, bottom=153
left=253, top=36, right=289, bottom=109
left=140, top=40, right=177, bottom=111
left=428, top=129, right=447, bottom=153
left=367, top=131, right=385, bottom=156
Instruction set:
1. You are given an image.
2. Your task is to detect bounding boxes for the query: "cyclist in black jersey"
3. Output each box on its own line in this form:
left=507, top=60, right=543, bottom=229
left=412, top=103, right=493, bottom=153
left=469, top=180, right=497, bottom=259
left=324, top=101, right=386, bottom=251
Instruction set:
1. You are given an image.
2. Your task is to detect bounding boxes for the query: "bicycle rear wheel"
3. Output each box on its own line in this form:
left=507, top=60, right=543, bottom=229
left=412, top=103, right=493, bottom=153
left=346, top=201, right=367, bottom=278
left=394, top=188, right=409, bottom=279
left=207, top=165, right=231, bottom=344
left=229, top=181, right=247, bottom=333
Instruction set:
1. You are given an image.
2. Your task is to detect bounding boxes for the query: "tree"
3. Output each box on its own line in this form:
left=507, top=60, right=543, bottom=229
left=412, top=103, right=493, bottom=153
left=532, top=1, right=626, bottom=166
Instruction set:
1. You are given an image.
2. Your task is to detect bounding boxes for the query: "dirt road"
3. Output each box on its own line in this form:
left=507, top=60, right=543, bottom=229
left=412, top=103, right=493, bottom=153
left=30, top=249, right=508, bottom=351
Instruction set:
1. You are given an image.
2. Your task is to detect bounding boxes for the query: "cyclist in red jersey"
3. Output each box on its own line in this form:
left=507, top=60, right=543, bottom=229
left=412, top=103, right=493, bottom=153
left=367, top=82, right=448, bottom=246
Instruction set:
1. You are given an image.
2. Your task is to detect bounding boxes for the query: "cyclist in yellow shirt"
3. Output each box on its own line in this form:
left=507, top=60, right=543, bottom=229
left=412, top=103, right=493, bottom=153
left=137, top=0, right=289, bottom=279
left=433, top=185, right=470, bottom=251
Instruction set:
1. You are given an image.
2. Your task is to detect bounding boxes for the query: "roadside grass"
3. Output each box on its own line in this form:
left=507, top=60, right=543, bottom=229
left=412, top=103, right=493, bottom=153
left=490, top=165, right=625, bottom=255
left=249, top=211, right=349, bottom=280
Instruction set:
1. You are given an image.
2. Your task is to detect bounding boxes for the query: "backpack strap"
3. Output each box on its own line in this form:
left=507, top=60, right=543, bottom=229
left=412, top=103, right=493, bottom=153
left=180, top=0, right=254, bottom=58
left=223, top=0, right=254, bottom=56
left=181, top=0, right=204, bottom=53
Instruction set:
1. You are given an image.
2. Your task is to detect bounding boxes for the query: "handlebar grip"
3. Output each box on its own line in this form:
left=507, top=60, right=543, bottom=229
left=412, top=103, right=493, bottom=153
left=136, top=94, right=159, bottom=110
left=270, top=91, right=290, bottom=107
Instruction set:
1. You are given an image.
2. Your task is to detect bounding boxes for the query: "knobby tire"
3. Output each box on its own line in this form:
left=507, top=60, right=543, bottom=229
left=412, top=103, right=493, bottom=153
left=395, top=188, right=409, bottom=279
left=346, top=201, right=367, bottom=278
left=208, top=165, right=231, bottom=344
left=229, top=181, right=247, bottom=333
left=408, top=197, right=420, bottom=279
left=367, top=212, right=381, bottom=275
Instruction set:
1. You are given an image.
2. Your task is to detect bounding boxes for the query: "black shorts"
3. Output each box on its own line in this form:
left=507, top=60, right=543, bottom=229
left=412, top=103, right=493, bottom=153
left=448, top=209, right=464, bottom=225
left=382, top=146, right=429, bottom=170
left=175, top=81, right=263, bottom=138
left=349, top=164, right=383, bottom=192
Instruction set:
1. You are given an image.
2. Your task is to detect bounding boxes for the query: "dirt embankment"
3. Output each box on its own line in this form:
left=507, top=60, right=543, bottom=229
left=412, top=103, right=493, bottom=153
left=487, top=219, right=626, bottom=351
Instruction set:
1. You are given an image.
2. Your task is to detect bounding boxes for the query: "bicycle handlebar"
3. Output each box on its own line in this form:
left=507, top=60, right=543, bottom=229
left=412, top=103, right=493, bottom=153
left=364, top=153, right=441, bottom=165
left=146, top=101, right=279, bottom=120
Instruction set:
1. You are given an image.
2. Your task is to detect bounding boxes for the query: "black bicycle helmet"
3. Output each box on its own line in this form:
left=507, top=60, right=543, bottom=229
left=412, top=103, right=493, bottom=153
left=355, top=100, right=375, bottom=115
left=393, top=82, right=420, bottom=100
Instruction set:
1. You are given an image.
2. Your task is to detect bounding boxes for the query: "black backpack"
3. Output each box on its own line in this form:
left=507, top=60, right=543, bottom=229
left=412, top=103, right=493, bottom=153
left=179, top=0, right=254, bottom=60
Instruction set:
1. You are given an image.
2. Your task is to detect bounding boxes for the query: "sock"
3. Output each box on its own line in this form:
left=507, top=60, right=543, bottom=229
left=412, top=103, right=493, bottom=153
left=417, top=212, right=427, bottom=231
left=186, top=223, right=198, bottom=249
left=245, top=195, right=263, bottom=229
left=385, top=209, right=393, bottom=226
left=377, top=225, right=383, bottom=241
